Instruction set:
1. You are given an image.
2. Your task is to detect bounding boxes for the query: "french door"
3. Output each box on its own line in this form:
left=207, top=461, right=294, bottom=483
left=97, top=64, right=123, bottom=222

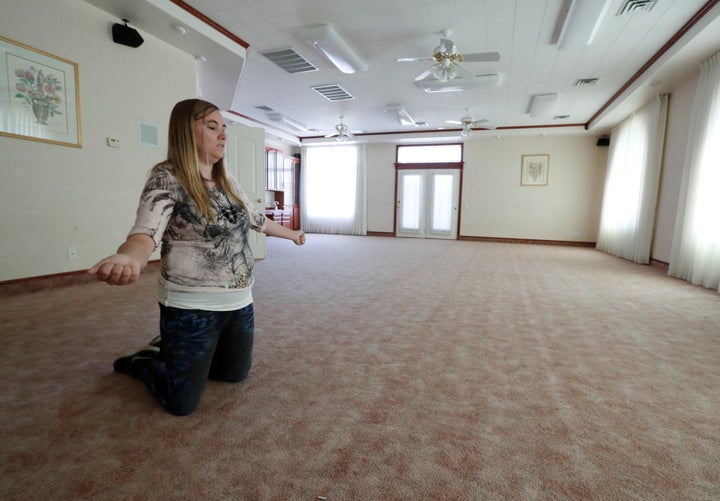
left=396, top=169, right=460, bottom=239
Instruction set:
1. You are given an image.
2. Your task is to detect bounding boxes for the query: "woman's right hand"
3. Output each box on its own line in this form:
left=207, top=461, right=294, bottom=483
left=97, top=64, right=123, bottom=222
left=87, top=253, right=142, bottom=286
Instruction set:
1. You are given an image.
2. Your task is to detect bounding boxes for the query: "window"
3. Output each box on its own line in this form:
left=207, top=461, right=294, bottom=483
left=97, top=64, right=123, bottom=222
left=397, top=144, right=462, bottom=163
left=301, top=144, right=367, bottom=235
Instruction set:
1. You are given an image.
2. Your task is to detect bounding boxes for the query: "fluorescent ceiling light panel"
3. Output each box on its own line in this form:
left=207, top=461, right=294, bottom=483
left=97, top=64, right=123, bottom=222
left=385, top=106, right=416, bottom=125
left=301, top=24, right=367, bottom=74
left=267, top=112, right=308, bottom=131
left=415, top=73, right=502, bottom=93
left=557, top=0, right=612, bottom=49
left=280, top=116, right=308, bottom=131
left=528, top=93, right=560, bottom=118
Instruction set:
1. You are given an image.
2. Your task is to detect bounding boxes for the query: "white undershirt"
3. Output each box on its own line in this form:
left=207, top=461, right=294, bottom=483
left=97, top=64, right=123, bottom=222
left=157, top=282, right=253, bottom=311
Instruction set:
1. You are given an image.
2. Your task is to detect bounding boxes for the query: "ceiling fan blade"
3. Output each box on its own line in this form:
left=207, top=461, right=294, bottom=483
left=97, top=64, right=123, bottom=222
left=462, top=51, right=501, bottom=62
left=414, top=66, right=436, bottom=82
left=474, top=118, right=489, bottom=124
left=454, top=64, right=477, bottom=80
left=396, top=57, right=434, bottom=62
left=324, top=132, right=338, bottom=138
left=445, top=120, right=462, bottom=125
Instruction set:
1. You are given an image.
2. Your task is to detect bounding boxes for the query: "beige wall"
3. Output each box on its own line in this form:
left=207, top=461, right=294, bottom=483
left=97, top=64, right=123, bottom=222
left=365, top=136, right=607, bottom=242
left=366, top=143, right=397, bottom=233
left=0, top=0, right=196, bottom=281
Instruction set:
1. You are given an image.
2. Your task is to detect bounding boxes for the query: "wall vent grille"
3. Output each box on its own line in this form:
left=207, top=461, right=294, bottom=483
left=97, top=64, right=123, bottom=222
left=261, top=49, right=318, bottom=74
left=311, top=84, right=355, bottom=101
left=575, top=78, right=599, bottom=86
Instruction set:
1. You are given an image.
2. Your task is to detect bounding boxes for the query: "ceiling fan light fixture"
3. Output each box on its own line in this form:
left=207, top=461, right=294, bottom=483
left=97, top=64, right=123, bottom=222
left=301, top=24, right=367, bottom=74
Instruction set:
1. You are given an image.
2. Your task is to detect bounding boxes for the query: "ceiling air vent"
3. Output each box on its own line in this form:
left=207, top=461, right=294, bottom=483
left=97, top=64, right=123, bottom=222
left=261, top=48, right=318, bottom=74
left=617, top=0, right=658, bottom=16
left=311, top=84, right=355, bottom=101
left=255, top=105, right=274, bottom=112
left=575, top=78, right=599, bottom=86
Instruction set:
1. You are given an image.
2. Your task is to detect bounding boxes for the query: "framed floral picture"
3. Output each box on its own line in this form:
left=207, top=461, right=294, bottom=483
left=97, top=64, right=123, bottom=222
left=521, top=154, right=549, bottom=186
left=0, top=36, right=81, bottom=147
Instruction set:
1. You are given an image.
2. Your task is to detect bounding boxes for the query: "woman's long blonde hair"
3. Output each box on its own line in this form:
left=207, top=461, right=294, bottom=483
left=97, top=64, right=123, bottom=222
left=154, top=98, right=248, bottom=220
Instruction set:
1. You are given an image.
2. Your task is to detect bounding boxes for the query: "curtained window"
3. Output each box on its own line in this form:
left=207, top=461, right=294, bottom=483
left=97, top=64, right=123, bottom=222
left=300, top=144, right=367, bottom=235
left=669, top=51, right=720, bottom=292
left=596, top=95, right=668, bottom=264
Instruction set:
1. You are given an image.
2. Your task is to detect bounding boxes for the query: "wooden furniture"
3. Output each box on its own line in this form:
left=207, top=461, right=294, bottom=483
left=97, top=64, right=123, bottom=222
left=265, top=148, right=300, bottom=230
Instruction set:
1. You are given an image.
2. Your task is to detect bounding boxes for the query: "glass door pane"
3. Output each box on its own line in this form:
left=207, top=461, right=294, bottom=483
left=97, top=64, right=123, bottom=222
left=431, top=174, right=453, bottom=232
left=402, top=174, right=422, bottom=230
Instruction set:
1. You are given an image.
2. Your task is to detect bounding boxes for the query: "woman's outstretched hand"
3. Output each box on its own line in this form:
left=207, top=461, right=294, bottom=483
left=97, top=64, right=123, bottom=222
left=87, top=254, right=142, bottom=286
left=293, top=230, right=306, bottom=246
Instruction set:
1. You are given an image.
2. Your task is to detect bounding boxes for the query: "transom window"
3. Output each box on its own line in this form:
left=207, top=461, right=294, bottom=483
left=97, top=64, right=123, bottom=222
left=397, top=144, right=462, bottom=163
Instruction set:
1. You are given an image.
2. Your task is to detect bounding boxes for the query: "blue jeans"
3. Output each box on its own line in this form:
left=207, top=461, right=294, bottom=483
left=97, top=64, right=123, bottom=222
left=135, top=303, right=254, bottom=416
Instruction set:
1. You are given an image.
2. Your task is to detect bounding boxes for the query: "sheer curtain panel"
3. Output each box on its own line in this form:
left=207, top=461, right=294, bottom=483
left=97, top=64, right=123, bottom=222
left=669, top=51, right=720, bottom=292
left=300, top=144, right=367, bottom=235
left=596, top=95, right=668, bottom=264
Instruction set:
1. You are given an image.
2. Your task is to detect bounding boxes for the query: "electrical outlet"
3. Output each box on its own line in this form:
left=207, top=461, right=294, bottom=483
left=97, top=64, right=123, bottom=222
left=67, top=247, right=78, bottom=260
left=106, top=137, right=120, bottom=148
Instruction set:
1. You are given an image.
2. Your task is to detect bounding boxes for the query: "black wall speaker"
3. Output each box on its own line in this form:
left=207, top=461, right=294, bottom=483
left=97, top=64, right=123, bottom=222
left=112, top=20, right=144, bottom=48
left=596, top=137, right=610, bottom=147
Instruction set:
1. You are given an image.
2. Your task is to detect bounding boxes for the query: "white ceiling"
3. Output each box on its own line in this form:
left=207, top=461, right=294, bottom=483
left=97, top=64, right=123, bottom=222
left=87, top=0, right=720, bottom=143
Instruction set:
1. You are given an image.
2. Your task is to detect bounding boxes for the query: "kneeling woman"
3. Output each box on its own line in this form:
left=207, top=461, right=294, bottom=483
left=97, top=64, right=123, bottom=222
left=88, top=98, right=305, bottom=415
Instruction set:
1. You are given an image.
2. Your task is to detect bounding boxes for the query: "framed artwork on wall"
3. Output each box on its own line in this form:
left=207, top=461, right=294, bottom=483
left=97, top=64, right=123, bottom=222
left=0, top=35, right=81, bottom=147
left=521, top=154, right=549, bottom=186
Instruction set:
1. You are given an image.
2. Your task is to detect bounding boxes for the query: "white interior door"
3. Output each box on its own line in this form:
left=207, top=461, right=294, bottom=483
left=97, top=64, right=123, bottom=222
left=224, top=124, right=267, bottom=259
left=397, top=169, right=460, bottom=239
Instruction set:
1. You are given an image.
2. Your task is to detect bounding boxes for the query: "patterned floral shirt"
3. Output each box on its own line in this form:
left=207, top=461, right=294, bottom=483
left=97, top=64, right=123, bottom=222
left=129, top=164, right=266, bottom=292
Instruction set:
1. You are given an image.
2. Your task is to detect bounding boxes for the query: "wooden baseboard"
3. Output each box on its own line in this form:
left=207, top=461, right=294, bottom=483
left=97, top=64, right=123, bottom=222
left=0, top=261, right=161, bottom=297
left=458, top=235, right=597, bottom=247
left=366, top=231, right=395, bottom=237
left=649, top=258, right=669, bottom=271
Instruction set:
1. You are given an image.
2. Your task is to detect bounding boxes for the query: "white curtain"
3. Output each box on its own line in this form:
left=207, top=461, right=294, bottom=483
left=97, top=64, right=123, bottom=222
left=596, top=95, right=668, bottom=263
left=669, top=51, right=720, bottom=292
left=300, top=144, right=367, bottom=235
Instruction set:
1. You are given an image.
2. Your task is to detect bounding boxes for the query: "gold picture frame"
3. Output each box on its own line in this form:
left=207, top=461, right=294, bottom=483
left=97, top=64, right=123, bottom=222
left=521, top=154, right=549, bottom=186
left=0, top=35, right=81, bottom=147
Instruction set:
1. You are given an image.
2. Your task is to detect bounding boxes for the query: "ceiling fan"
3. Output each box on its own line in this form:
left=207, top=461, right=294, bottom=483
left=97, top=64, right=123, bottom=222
left=325, top=116, right=355, bottom=141
left=446, top=109, right=490, bottom=137
left=397, top=29, right=500, bottom=83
